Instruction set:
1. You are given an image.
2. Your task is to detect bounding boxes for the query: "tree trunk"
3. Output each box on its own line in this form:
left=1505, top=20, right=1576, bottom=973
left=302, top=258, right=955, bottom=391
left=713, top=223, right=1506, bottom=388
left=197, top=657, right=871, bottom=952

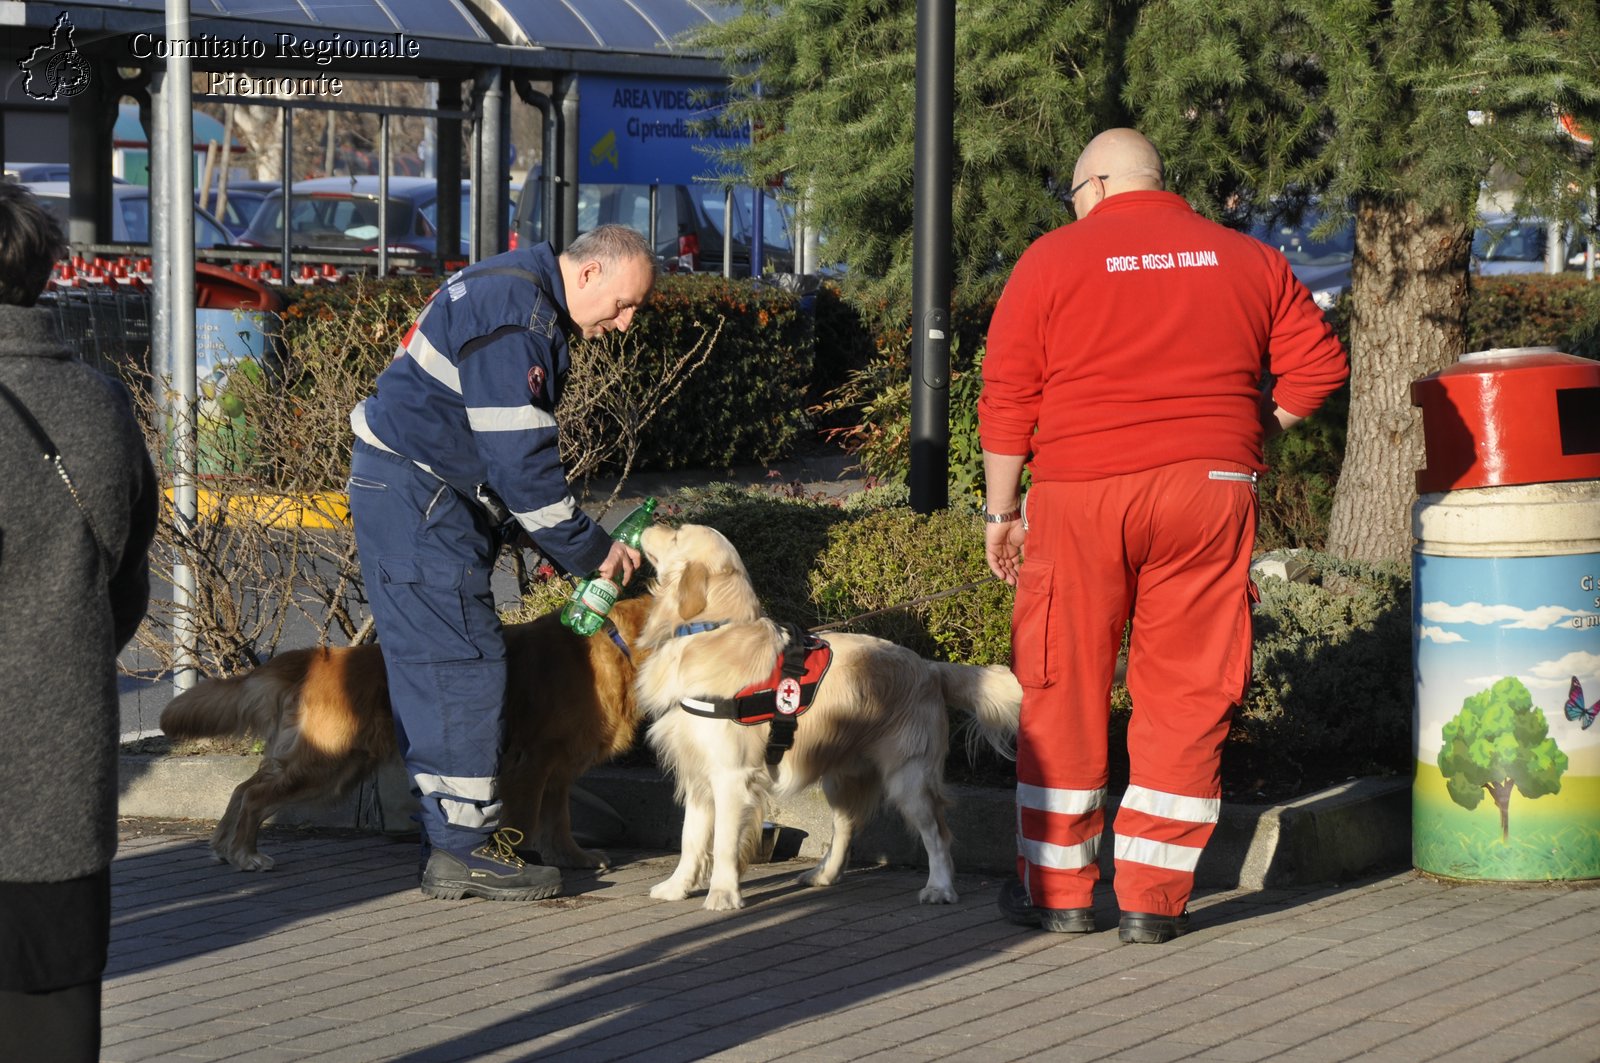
left=228, top=104, right=285, bottom=181
left=1488, top=779, right=1512, bottom=843
left=1326, top=198, right=1472, bottom=563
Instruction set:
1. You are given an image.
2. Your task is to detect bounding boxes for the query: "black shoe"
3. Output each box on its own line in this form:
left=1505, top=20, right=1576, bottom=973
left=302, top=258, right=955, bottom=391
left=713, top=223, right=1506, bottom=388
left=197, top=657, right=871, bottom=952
left=418, top=833, right=543, bottom=874
left=997, top=879, right=1095, bottom=934
left=420, top=828, right=562, bottom=901
left=1118, top=910, right=1190, bottom=944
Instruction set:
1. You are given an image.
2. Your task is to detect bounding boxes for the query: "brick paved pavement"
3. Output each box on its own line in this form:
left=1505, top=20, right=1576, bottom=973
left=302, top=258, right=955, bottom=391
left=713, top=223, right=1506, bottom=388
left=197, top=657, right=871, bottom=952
left=105, top=823, right=1599, bottom=1062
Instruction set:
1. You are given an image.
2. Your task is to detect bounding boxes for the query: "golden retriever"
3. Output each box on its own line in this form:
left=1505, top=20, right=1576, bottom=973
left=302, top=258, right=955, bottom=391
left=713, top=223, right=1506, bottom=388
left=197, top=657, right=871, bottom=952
left=633, top=523, right=1022, bottom=910
left=158, top=595, right=653, bottom=872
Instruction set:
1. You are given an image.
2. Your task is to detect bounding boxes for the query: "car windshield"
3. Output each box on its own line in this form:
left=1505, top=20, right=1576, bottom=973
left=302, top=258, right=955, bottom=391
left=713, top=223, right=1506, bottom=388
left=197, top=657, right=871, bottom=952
left=1247, top=212, right=1354, bottom=266
left=248, top=193, right=417, bottom=245
left=1473, top=223, right=1546, bottom=262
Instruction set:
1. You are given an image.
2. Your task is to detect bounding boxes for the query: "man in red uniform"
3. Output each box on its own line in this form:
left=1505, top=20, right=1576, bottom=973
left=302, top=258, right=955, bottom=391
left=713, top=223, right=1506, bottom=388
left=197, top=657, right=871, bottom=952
left=978, top=128, right=1348, bottom=943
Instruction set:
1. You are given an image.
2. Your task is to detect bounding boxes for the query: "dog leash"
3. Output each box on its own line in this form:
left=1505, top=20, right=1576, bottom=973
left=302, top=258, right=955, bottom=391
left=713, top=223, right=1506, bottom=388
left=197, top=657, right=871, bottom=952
left=809, top=579, right=989, bottom=634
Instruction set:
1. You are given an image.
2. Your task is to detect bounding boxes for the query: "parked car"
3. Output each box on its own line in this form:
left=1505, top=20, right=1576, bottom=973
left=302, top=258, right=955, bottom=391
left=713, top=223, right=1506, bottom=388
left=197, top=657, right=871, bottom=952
left=238, top=176, right=517, bottom=258
left=25, top=181, right=233, bottom=248
left=515, top=180, right=796, bottom=275
left=6, top=162, right=125, bottom=184
left=1471, top=213, right=1568, bottom=275
left=198, top=179, right=280, bottom=239
left=7, top=161, right=72, bottom=183
left=1245, top=206, right=1354, bottom=311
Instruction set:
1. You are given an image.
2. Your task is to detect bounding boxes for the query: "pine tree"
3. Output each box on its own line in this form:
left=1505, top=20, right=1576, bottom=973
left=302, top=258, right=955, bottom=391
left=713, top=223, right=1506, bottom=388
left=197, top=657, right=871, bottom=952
left=697, top=0, right=1600, bottom=562
left=1131, top=0, right=1600, bottom=561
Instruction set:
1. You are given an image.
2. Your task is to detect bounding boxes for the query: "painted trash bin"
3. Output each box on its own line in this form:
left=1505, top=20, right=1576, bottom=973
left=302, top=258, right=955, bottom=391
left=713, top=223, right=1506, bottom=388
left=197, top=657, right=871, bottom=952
left=193, top=265, right=283, bottom=477
left=1411, top=347, right=1600, bottom=881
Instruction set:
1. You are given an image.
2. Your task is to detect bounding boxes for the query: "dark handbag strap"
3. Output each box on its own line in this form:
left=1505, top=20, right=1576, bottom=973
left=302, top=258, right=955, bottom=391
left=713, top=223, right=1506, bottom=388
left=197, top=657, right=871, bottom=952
left=0, top=376, right=113, bottom=566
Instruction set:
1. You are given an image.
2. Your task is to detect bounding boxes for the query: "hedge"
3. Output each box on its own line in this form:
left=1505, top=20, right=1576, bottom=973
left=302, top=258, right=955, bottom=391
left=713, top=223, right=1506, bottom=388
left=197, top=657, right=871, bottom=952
left=275, top=272, right=817, bottom=474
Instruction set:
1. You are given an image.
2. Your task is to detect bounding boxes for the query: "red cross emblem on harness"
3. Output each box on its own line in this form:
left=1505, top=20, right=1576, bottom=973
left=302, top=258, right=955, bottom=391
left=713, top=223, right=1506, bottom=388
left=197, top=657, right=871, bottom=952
left=775, top=677, right=803, bottom=715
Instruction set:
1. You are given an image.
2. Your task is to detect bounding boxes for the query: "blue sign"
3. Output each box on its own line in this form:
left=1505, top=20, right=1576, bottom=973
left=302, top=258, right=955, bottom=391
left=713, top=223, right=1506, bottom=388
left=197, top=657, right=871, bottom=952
left=578, top=75, right=746, bottom=185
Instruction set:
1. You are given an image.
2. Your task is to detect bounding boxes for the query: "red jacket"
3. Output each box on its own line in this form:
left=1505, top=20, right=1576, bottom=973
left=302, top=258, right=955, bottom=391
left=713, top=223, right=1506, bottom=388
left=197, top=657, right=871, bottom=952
left=979, top=191, right=1349, bottom=480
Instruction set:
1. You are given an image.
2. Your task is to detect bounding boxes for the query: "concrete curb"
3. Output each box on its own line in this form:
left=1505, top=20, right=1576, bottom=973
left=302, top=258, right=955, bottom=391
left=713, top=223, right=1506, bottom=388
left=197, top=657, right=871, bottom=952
left=118, top=754, right=1411, bottom=889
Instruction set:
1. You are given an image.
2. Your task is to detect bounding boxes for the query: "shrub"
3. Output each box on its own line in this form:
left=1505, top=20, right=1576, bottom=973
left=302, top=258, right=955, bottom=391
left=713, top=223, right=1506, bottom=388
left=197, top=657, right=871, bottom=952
left=1233, top=553, right=1413, bottom=799
left=278, top=273, right=811, bottom=476
left=667, top=482, right=855, bottom=622
left=1256, top=386, right=1348, bottom=551
left=1466, top=274, right=1600, bottom=358
left=810, top=282, right=878, bottom=419
left=620, top=273, right=814, bottom=469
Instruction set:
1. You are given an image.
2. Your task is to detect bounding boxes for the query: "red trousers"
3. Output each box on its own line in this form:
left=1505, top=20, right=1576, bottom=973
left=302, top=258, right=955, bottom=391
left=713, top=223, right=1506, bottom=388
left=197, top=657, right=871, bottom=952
left=1010, top=459, right=1258, bottom=916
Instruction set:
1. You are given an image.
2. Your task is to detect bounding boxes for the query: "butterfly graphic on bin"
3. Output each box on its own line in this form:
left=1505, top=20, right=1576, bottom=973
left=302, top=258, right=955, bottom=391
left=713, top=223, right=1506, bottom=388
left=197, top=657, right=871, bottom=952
left=1564, top=677, right=1599, bottom=730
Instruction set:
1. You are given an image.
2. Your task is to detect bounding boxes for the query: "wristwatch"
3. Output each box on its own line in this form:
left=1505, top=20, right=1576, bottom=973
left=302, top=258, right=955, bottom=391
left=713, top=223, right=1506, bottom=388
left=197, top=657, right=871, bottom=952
left=982, top=508, right=1021, bottom=524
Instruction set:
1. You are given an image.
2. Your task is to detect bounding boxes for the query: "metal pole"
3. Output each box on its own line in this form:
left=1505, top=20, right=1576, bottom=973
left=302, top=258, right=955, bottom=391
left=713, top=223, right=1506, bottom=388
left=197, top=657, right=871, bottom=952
left=558, top=73, right=580, bottom=252
left=378, top=113, right=390, bottom=278
left=723, top=187, right=733, bottom=278
left=649, top=183, right=658, bottom=254
left=422, top=82, right=437, bottom=179
left=1546, top=211, right=1567, bottom=274
left=751, top=185, right=764, bottom=278
left=469, top=76, right=483, bottom=262
left=909, top=0, right=953, bottom=514
left=436, top=79, right=463, bottom=265
left=481, top=67, right=508, bottom=257
left=162, top=0, right=198, bottom=693
left=510, top=77, right=557, bottom=249
left=150, top=74, right=169, bottom=401
left=542, top=95, right=558, bottom=246
left=1588, top=186, right=1597, bottom=283
left=280, top=107, right=293, bottom=283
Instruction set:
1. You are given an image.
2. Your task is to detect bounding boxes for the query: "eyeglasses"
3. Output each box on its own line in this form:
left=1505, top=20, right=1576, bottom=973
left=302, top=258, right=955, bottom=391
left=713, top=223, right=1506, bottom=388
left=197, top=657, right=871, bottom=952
left=1069, top=174, right=1109, bottom=201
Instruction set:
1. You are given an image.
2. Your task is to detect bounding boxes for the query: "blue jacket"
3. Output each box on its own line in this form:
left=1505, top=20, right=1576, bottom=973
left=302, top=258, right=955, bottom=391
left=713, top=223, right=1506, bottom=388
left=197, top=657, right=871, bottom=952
left=351, top=243, right=610, bottom=576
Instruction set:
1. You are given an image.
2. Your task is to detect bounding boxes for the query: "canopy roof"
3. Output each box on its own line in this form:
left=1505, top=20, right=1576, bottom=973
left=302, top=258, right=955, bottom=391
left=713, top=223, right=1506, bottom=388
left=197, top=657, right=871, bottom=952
left=469, top=0, right=732, bottom=52
left=33, top=0, right=733, bottom=60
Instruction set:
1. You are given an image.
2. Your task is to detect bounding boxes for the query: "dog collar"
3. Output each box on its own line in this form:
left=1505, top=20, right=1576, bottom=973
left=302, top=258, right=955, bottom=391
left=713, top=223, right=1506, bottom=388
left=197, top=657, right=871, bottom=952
left=603, top=620, right=632, bottom=660
left=679, top=622, right=834, bottom=766
left=672, top=620, right=727, bottom=638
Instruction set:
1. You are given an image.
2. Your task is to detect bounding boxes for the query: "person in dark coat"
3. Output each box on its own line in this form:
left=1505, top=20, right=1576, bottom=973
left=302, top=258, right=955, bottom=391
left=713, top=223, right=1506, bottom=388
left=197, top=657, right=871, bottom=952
left=0, top=181, right=160, bottom=1061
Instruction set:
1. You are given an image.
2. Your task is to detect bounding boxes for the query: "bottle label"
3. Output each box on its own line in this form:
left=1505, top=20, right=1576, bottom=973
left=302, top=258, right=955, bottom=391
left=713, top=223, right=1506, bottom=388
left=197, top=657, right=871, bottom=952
left=577, top=578, right=619, bottom=614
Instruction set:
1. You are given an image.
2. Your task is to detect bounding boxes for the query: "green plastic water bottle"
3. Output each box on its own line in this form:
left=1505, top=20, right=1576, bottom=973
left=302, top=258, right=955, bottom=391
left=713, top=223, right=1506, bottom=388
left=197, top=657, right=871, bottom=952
left=560, top=497, right=657, bottom=636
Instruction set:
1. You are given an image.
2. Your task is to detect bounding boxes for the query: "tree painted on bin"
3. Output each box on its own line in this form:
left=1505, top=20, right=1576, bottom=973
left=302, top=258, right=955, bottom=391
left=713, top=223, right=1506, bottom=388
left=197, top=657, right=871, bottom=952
left=1437, top=677, right=1568, bottom=843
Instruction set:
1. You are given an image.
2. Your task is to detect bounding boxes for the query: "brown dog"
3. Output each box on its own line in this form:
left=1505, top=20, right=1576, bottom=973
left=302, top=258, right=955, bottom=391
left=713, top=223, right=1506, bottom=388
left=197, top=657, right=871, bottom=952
left=159, top=595, right=652, bottom=872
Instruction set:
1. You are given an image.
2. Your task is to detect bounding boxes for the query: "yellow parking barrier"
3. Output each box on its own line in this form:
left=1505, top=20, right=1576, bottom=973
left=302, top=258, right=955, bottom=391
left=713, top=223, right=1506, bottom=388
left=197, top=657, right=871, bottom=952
left=164, top=488, right=351, bottom=530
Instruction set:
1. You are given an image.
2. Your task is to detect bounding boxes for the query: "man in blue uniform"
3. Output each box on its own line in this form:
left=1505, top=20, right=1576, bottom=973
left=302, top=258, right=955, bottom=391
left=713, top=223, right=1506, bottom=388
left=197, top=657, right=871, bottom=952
left=348, top=224, right=656, bottom=900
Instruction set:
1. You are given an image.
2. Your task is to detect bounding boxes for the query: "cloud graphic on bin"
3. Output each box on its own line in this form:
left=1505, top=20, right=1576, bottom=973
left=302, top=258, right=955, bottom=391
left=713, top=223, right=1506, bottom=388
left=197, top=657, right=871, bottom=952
left=1525, top=653, right=1600, bottom=686
left=1421, top=600, right=1592, bottom=631
left=1419, top=625, right=1467, bottom=644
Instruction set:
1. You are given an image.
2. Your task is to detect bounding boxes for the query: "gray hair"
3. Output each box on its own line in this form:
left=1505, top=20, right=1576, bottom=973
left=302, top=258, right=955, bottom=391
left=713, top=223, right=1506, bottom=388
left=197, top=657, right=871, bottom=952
left=564, top=223, right=657, bottom=272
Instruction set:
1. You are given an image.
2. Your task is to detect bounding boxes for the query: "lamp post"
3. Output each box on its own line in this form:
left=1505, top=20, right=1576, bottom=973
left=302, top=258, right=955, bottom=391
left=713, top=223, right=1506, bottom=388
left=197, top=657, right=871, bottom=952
left=909, top=0, right=953, bottom=514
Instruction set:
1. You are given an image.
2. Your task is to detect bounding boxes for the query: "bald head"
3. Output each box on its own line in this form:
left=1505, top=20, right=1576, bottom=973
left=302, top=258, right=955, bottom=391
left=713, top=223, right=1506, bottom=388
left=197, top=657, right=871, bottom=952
left=1071, top=129, right=1165, bottom=213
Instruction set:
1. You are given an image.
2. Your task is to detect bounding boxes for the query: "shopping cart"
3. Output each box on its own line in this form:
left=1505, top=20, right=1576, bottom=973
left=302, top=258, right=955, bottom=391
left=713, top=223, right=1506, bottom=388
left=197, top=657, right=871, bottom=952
left=41, top=283, right=151, bottom=381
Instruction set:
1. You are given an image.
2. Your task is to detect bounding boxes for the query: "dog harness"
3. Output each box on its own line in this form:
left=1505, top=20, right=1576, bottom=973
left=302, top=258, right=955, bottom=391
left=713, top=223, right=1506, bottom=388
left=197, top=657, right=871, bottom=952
left=679, top=622, right=834, bottom=766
